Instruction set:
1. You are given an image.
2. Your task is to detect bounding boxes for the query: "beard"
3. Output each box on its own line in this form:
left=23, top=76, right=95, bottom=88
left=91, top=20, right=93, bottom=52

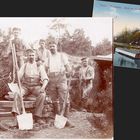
left=50, top=49, right=56, bottom=54
left=83, top=63, right=88, bottom=67
left=29, top=58, right=34, bottom=63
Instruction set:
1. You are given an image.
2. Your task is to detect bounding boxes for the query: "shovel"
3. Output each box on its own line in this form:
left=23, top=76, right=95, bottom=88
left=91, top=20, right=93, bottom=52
left=16, top=76, right=33, bottom=130
left=16, top=98, right=33, bottom=130
left=54, top=77, right=71, bottom=129
left=8, top=43, right=33, bottom=130
left=8, top=78, right=33, bottom=130
left=54, top=102, right=68, bottom=129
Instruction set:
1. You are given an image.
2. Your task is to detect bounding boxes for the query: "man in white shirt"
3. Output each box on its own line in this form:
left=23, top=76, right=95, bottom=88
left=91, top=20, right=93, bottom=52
left=46, top=42, right=74, bottom=128
left=12, top=49, right=49, bottom=125
left=79, top=57, right=94, bottom=111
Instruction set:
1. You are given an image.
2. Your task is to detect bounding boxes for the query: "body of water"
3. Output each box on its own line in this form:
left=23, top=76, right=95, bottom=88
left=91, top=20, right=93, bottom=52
left=114, top=52, right=140, bottom=69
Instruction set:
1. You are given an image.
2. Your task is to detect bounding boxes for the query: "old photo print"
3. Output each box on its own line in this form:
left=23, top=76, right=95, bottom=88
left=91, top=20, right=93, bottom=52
left=0, top=17, right=113, bottom=139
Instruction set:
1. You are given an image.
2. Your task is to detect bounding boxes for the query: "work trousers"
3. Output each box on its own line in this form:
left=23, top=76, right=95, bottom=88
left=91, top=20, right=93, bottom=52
left=12, top=85, right=46, bottom=117
left=80, top=80, right=93, bottom=109
left=46, top=73, right=69, bottom=114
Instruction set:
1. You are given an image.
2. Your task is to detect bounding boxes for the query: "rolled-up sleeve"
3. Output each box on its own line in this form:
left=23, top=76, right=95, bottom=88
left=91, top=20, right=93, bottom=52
left=39, top=65, right=49, bottom=82
left=91, top=67, right=95, bottom=79
left=88, top=67, right=95, bottom=79
left=62, top=53, right=69, bottom=65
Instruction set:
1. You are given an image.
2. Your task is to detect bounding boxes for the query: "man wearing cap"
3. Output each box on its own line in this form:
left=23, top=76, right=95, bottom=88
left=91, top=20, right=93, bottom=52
left=8, top=27, right=29, bottom=68
left=36, top=39, right=50, bottom=71
left=79, top=57, right=94, bottom=111
left=12, top=49, right=49, bottom=124
left=46, top=42, right=74, bottom=128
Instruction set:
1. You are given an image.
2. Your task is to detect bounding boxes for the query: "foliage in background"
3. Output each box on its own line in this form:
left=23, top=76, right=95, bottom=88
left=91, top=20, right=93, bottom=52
left=47, top=18, right=112, bottom=57
left=115, top=28, right=140, bottom=46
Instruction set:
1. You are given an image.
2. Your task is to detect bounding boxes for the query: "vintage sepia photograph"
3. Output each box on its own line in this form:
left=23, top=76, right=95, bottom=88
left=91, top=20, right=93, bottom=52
left=0, top=17, right=113, bottom=139
left=93, top=0, right=140, bottom=69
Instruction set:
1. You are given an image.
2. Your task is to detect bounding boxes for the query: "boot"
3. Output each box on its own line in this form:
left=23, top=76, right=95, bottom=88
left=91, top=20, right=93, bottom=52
left=34, top=116, right=46, bottom=125
left=64, top=103, right=75, bottom=128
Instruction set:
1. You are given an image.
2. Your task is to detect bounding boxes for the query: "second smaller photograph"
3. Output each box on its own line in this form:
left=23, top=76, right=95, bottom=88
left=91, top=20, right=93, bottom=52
left=93, top=0, right=140, bottom=69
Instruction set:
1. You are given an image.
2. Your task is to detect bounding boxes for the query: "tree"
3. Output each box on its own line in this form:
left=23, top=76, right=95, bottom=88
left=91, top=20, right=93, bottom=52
left=130, top=29, right=140, bottom=45
left=94, top=38, right=112, bottom=55
left=115, top=28, right=140, bottom=46
left=47, top=18, right=93, bottom=56
left=48, top=18, right=68, bottom=42
left=59, top=28, right=93, bottom=56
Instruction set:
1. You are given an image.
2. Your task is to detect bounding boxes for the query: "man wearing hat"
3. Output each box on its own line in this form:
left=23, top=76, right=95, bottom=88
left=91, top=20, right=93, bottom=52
left=8, top=27, right=29, bottom=68
left=12, top=49, right=49, bottom=124
left=79, top=57, right=94, bottom=111
left=46, top=42, right=74, bottom=128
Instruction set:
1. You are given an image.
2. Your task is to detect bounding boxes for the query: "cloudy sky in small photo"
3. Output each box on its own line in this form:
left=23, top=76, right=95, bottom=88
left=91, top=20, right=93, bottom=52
left=93, top=0, right=140, bottom=35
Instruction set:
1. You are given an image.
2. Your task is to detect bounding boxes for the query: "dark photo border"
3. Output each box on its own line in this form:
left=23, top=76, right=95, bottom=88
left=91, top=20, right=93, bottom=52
left=0, top=0, right=140, bottom=140
left=0, top=0, right=93, bottom=17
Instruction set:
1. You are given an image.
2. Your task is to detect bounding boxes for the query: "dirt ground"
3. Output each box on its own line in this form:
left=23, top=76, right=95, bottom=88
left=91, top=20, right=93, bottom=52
left=0, top=111, right=113, bottom=139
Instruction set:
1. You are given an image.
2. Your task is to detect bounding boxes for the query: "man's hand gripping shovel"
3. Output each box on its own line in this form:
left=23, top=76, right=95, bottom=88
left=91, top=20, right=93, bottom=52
left=8, top=42, right=33, bottom=130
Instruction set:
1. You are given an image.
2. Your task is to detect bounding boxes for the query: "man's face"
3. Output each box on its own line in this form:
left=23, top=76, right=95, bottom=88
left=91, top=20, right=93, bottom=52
left=27, top=52, right=35, bottom=63
left=49, top=44, right=57, bottom=54
left=13, top=30, right=20, bottom=39
left=82, top=59, right=88, bottom=67
left=39, top=41, right=45, bottom=47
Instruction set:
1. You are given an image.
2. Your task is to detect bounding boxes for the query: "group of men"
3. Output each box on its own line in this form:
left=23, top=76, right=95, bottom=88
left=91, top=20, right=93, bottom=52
left=5, top=27, right=94, bottom=129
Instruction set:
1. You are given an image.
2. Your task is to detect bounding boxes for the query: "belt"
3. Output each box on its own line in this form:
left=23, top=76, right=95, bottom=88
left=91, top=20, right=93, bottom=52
left=22, top=82, right=41, bottom=87
left=24, top=77, right=40, bottom=83
left=22, top=77, right=40, bottom=86
left=49, top=71, right=65, bottom=77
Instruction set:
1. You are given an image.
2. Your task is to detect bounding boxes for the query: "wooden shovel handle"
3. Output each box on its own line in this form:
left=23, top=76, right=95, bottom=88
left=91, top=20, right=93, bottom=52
left=60, top=78, right=71, bottom=116
left=12, top=44, right=26, bottom=114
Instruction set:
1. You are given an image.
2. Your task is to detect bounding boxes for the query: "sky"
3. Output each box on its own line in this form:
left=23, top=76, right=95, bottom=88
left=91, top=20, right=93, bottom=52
left=0, top=17, right=112, bottom=47
left=93, top=0, right=140, bottom=36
